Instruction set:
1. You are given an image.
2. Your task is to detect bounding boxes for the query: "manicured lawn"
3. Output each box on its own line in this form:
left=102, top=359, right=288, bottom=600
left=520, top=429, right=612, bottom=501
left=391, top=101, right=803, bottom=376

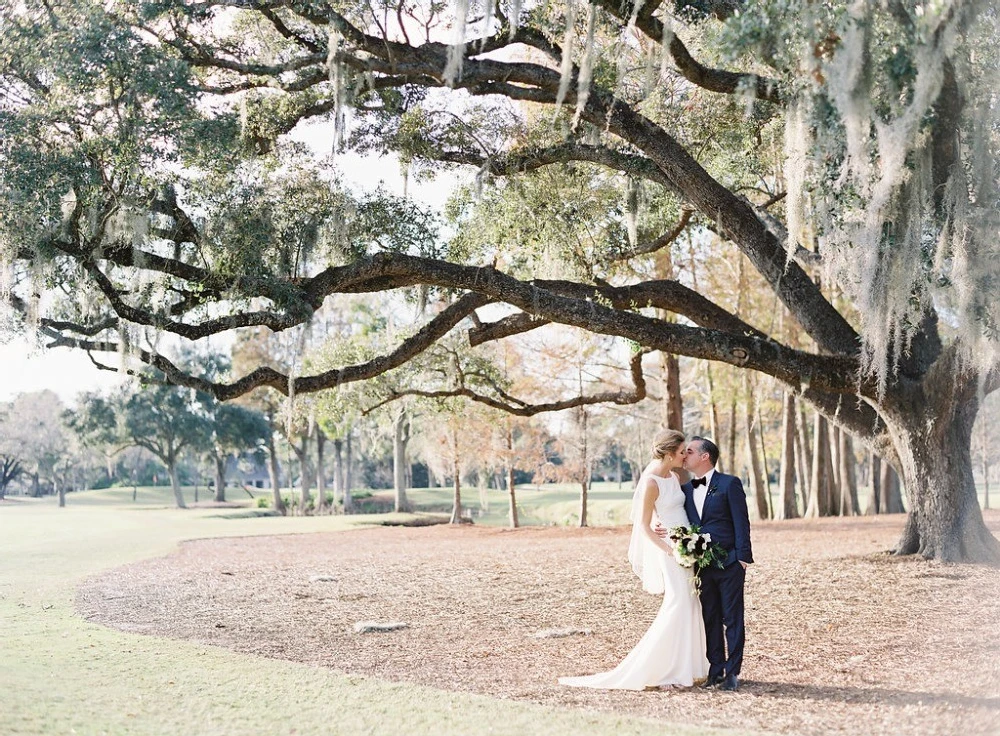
left=0, top=496, right=719, bottom=736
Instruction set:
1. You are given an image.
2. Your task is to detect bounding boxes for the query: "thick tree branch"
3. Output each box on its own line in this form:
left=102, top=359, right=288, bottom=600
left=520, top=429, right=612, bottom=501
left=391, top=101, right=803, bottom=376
left=590, top=0, right=781, bottom=103
left=438, top=142, right=678, bottom=193
left=468, top=312, right=549, bottom=347
left=52, top=291, right=492, bottom=401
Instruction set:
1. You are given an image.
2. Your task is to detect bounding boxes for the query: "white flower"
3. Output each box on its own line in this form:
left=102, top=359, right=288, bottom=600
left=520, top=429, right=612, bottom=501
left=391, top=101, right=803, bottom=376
left=703, top=533, right=712, bottom=542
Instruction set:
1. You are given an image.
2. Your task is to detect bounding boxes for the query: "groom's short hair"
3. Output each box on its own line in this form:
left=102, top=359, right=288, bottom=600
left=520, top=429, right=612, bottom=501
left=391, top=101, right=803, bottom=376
left=691, top=436, right=720, bottom=466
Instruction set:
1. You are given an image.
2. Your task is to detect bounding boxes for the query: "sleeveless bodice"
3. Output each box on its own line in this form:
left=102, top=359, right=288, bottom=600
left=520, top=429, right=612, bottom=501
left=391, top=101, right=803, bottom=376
left=647, top=473, right=689, bottom=528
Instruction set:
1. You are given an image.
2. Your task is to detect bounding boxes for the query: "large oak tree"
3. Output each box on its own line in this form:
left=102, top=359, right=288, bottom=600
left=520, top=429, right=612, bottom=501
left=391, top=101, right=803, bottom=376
left=1, top=0, right=998, bottom=561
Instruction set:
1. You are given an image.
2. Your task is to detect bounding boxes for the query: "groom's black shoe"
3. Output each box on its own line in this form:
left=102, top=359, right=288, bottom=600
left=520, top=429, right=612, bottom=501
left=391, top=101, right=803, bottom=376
left=701, top=674, right=726, bottom=689
left=719, top=674, right=739, bottom=692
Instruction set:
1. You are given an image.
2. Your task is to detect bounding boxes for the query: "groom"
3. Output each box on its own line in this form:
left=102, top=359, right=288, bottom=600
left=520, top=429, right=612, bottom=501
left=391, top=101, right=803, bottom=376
left=676, top=436, right=753, bottom=692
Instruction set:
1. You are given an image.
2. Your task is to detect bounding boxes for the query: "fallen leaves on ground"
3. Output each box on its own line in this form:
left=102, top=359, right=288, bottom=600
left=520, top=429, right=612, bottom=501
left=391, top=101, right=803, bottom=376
left=77, top=512, right=1000, bottom=735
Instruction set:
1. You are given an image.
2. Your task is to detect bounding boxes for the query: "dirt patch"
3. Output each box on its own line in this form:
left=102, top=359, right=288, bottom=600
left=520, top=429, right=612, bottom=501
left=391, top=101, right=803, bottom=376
left=77, top=512, right=1000, bottom=735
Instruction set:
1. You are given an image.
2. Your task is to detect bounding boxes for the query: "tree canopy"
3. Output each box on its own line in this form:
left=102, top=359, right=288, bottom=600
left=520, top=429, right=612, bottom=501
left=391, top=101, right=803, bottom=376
left=1, top=0, right=998, bottom=561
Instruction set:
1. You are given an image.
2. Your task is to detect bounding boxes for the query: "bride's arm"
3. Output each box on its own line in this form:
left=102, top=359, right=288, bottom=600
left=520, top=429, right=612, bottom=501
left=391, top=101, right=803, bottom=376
left=639, top=480, right=673, bottom=554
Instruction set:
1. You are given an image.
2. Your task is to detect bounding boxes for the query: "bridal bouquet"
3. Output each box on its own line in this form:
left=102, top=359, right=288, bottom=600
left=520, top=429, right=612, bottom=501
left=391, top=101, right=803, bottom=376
left=667, top=525, right=726, bottom=572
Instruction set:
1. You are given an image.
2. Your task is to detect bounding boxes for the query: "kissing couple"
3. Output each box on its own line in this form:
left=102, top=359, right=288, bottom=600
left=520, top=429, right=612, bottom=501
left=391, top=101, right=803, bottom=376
left=559, top=429, right=753, bottom=691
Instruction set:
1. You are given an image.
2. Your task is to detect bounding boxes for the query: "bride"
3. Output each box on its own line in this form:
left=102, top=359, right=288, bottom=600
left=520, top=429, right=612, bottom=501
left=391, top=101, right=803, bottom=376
left=559, top=429, right=708, bottom=690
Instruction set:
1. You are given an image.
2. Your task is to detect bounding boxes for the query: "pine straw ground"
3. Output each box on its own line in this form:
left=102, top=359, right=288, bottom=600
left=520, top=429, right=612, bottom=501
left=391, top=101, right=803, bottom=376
left=78, top=512, right=1000, bottom=735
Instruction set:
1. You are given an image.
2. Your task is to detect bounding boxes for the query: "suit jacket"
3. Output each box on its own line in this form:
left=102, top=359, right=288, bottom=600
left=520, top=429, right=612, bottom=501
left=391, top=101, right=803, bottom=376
left=682, top=471, right=753, bottom=568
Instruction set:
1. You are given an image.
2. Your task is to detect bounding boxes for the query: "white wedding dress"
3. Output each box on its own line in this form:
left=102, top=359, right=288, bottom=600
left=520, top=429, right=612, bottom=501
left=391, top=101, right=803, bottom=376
left=559, top=472, right=709, bottom=690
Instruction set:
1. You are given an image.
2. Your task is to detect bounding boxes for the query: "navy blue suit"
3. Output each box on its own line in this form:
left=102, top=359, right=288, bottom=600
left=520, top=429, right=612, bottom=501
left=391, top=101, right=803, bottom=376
left=683, top=471, right=752, bottom=680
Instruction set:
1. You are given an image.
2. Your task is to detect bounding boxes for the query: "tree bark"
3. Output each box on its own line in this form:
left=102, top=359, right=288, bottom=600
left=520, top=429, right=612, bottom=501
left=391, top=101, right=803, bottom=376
left=506, top=425, right=519, bottom=528
left=393, top=407, right=411, bottom=512
left=796, top=403, right=813, bottom=504
left=448, top=429, right=464, bottom=524
left=315, top=430, right=327, bottom=514
left=879, top=460, right=904, bottom=514
left=759, top=405, right=774, bottom=520
left=579, top=408, right=589, bottom=527
left=828, top=425, right=843, bottom=516
left=293, top=440, right=312, bottom=515
left=447, top=425, right=465, bottom=524
left=839, top=430, right=861, bottom=516
left=777, top=392, right=799, bottom=519
left=167, top=456, right=186, bottom=509
left=507, top=461, right=519, bottom=528
left=743, top=379, right=768, bottom=519
left=661, top=352, right=684, bottom=431
left=726, top=401, right=737, bottom=476
left=214, top=455, right=226, bottom=503
left=865, top=451, right=881, bottom=515
left=266, top=431, right=285, bottom=515
left=705, top=362, right=722, bottom=471
left=888, top=367, right=1000, bottom=563
left=806, top=412, right=830, bottom=517
left=345, top=432, right=353, bottom=512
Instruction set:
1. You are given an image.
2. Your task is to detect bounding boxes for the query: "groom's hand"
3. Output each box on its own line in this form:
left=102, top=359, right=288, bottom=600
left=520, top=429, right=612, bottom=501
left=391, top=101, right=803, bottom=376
left=739, top=561, right=749, bottom=570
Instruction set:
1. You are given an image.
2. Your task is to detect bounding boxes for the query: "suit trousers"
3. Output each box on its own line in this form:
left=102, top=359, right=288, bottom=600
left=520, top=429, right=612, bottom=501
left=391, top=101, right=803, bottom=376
left=698, top=561, right=746, bottom=679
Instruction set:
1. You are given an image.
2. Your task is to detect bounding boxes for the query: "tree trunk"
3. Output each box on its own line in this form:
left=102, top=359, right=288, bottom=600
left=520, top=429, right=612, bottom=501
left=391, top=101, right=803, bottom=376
left=828, top=425, right=843, bottom=516
left=266, top=431, right=285, bottom=515
left=806, top=412, right=830, bottom=517
left=796, top=403, right=813, bottom=504
left=448, top=446, right=463, bottom=524
left=331, top=438, right=342, bottom=504
left=293, top=441, right=313, bottom=515
left=333, top=438, right=350, bottom=513
left=862, top=362, right=999, bottom=563
left=214, top=455, right=226, bottom=503
left=726, top=401, right=737, bottom=476
left=507, top=461, right=519, bottom=528
left=344, top=432, right=353, bottom=513
left=879, top=460, right=904, bottom=514
left=315, top=430, right=327, bottom=514
left=839, top=431, right=861, bottom=516
left=890, top=402, right=999, bottom=562
left=705, top=363, right=721, bottom=470
left=777, top=392, right=799, bottom=519
left=743, top=379, right=768, bottom=520
left=759, top=406, right=774, bottom=520
left=579, top=408, right=589, bottom=527
left=57, top=478, right=65, bottom=508
left=167, top=457, right=186, bottom=509
left=31, top=472, right=40, bottom=498
left=865, top=451, right=881, bottom=515
left=661, top=352, right=684, bottom=431
left=393, top=408, right=411, bottom=512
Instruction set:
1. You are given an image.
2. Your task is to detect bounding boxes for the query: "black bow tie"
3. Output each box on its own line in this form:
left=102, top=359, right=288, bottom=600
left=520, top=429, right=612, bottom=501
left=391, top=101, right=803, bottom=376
left=691, top=476, right=707, bottom=488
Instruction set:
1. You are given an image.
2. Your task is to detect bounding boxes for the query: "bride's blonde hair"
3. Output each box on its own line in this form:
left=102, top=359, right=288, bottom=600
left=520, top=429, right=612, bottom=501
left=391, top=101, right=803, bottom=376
left=651, top=429, right=685, bottom=460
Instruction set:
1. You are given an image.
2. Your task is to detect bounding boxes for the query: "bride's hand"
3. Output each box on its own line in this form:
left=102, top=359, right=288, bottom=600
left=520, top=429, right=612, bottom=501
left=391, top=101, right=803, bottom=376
left=653, top=523, right=669, bottom=539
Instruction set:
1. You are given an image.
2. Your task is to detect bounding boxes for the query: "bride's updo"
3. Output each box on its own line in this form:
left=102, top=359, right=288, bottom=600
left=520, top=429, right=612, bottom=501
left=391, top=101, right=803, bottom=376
left=652, top=429, right=685, bottom=460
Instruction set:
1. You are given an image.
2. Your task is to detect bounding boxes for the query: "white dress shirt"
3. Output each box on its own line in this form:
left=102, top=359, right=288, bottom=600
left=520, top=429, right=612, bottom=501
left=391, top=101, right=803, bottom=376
left=693, top=468, right=715, bottom=518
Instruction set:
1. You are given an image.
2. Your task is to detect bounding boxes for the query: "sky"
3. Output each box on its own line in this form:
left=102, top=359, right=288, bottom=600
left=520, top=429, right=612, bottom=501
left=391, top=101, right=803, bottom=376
left=1, top=120, right=464, bottom=403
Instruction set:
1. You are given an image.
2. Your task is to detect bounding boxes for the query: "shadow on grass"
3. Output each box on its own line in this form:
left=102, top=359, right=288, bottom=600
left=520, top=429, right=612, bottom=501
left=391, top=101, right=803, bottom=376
left=745, top=680, right=999, bottom=710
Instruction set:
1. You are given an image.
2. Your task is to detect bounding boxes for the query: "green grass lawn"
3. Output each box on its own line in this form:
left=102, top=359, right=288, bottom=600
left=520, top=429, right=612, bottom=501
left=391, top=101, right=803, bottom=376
left=0, top=495, right=734, bottom=736
left=402, top=481, right=636, bottom=527
left=47, top=475, right=1000, bottom=525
